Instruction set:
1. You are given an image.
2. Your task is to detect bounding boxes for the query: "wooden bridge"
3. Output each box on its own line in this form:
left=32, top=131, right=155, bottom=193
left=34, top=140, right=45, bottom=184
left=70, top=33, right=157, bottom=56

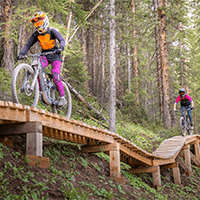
left=0, top=101, right=200, bottom=187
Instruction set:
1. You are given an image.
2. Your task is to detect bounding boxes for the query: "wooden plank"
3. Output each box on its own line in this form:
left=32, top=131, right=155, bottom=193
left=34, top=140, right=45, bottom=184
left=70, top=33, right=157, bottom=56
left=0, top=107, right=26, bottom=122
left=81, top=143, right=118, bottom=153
left=119, top=144, right=152, bottom=166
left=190, top=151, right=200, bottom=167
left=28, top=111, right=114, bottom=144
left=130, top=166, right=159, bottom=174
left=0, top=122, right=42, bottom=135
left=185, top=137, right=197, bottom=145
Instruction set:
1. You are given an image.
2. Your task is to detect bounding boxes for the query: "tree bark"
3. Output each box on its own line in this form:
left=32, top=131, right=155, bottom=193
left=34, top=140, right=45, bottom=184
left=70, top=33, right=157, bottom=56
left=131, top=0, right=139, bottom=103
left=109, top=0, right=116, bottom=132
left=158, top=0, right=171, bottom=128
left=2, top=0, right=14, bottom=73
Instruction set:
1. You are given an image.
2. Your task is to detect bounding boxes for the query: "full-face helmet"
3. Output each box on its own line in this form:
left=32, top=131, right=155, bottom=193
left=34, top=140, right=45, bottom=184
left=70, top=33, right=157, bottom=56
left=179, top=88, right=185, bottom=97
left=30, top=11, right=49, bottom=34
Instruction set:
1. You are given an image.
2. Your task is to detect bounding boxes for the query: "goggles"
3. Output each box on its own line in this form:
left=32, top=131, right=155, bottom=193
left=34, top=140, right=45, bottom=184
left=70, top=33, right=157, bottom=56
left=30, top=17, right=44, bottom=23
left=179, top=92, right=185, bottom=95
left=34, top=20, right=44, bottom=28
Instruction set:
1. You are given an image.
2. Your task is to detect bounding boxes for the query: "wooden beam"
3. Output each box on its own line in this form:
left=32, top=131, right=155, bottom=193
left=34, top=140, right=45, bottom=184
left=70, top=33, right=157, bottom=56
left=81, top=143, right=118, bottom=153
left=176, top=156, right=190, bottom=172
left=194, top=140, right=200, bottom=161
left=160, top=162, right=178, bottom=170
left=190, top=151, right=200, bottom=167
left=0, top=122, right=42, bottom=135
left=130, top=166, right=159, bottom=174
left=119, top=144, right=152, bottom=166
left=152, top=158, right=175, bottom=166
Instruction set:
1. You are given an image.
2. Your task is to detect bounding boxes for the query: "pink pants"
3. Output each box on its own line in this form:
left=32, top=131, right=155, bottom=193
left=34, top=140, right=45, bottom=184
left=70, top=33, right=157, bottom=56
left=39, top=56, right=65, bottom=97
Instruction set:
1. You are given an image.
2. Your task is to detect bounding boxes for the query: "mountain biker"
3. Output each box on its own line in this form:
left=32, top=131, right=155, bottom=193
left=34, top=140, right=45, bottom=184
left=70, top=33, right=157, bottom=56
left=17, top=11, right=66, bottom=106
left=174, top=88, right=194, bottom=129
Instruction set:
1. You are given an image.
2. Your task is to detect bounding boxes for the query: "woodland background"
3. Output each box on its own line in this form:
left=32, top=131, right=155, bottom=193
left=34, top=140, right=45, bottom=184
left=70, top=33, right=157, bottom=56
left=0, top=0, right=200, bottom=199
left=1, top=0, right=200, bottom=133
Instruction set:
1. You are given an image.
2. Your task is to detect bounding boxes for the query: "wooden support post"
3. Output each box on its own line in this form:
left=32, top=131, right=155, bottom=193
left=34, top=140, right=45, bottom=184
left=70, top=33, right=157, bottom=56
left=172, top=164, right=181, bottom=185
left=183, top=145, right=192, bottom=171
left=109, top=143, right=126, bottom=184
left=109, top=143, right=120, bottom=178
left=26, top=122, right=43, bottom=156
left=152, top=166, right=161, bottom=187
left=194, top=140, right=200, bottom=161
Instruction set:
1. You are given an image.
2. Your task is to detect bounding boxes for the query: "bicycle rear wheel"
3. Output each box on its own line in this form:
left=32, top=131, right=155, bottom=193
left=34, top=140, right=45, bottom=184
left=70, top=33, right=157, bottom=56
left=11, top=64, right=39, bottom=107
left=51, top=81, right=72, bottom=119
left=180, top=117, right=186, bottom=137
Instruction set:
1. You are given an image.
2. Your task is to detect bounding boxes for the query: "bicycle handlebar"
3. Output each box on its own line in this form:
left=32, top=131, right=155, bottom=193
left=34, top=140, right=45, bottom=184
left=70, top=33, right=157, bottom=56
left=20, top=51, right=57, bottom=59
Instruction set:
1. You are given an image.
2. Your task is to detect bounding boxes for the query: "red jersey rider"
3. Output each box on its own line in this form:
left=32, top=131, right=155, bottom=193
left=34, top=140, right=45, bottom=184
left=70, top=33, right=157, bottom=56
left=174, top=88, right=194, bottom=129
left=17, top=11, right=66, bottom=106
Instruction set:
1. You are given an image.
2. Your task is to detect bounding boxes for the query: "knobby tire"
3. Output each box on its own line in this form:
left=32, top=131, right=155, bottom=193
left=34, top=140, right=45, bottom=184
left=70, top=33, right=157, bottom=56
left=11, top=64, right=39, bottom=107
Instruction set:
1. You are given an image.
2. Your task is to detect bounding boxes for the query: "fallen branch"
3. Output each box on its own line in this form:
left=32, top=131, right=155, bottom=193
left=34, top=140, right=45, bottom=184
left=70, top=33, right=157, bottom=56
left=65, top=81, right=109, bottom=123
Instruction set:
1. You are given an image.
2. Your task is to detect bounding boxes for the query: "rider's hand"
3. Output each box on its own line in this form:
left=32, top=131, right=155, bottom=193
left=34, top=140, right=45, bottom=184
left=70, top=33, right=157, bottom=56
left=56, top=48, right=63, bottom=54
left=191, top=107, right=194, bottom=110
left=17, top=54, right=24, bottom=60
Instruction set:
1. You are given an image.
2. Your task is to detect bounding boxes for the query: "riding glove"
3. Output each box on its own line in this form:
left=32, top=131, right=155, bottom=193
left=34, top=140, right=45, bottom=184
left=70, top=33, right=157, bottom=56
left=56, top=48, right=63, bottom=54
left=17, top=53, right=25, bottom=60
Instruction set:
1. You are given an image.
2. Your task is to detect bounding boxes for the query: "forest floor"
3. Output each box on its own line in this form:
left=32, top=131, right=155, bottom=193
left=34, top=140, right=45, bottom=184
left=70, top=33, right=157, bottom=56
left=0, top=135, right=200, bottom=200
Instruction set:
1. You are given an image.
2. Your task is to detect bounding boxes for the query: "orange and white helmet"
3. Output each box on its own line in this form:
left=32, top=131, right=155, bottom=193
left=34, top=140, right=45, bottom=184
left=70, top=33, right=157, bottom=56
left=30, top=11, right=49, bottom=34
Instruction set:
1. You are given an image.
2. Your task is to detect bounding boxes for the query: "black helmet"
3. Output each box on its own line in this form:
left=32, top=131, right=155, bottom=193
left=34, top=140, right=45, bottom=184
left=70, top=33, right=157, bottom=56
left=179, top=88, right=185, bottom=95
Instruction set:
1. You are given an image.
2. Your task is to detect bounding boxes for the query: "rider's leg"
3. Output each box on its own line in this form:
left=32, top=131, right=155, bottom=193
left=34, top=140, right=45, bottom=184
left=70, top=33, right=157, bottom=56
left=51, top=61, right=66, bottom=106
left=181, top=106, right=186, bottom=125
left=39, top=56, right=49, bottom=91
left=188, top=105, right=193, bottom=127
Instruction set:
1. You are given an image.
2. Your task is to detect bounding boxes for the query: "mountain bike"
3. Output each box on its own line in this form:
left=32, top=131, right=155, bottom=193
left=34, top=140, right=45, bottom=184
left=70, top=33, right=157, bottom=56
left=178, top=107, right=193, bottom=137
left=11, top=51, right=72, bottom=119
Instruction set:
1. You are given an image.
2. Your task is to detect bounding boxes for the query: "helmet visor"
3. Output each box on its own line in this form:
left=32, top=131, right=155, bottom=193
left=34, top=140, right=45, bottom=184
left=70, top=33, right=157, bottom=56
left=34, top=20, right=44, bottom=28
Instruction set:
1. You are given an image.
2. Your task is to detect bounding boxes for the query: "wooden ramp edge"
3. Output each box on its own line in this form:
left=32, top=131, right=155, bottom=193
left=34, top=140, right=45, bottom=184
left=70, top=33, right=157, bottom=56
left=0, top=101, right=200, bottom=187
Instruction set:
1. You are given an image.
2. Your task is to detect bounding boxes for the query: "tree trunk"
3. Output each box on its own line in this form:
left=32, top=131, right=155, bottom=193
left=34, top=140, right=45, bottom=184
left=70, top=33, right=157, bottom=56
left=2, top=0, right=14, bottom=73
left=109, top=0, right=116, bottom=132
left=158, top=0, right=171, bottom=128
left=131, top=0, right=139, bottom=103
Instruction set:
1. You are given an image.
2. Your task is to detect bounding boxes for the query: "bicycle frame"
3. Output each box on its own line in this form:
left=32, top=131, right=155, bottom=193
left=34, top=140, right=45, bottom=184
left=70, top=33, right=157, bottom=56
left=21, top=52, right=57, bottom=106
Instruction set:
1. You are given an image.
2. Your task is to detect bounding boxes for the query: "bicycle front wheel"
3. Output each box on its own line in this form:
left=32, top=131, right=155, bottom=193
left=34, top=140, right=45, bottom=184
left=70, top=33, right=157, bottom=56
left=186, top=116, right=193, bottom=135
left=51, top=81, right=72, bottom=119
left=11, top=64, right=39, bottom=107
left=180, top=117, right=186, bottom=137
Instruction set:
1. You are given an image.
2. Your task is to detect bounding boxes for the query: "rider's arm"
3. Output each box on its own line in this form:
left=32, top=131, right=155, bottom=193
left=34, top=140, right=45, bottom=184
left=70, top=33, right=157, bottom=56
left=174, top=96, right=180, bottom=111
left=51, top=28, right=65, bottom=50
left=174, top=103, right=177, bottom=110
left=19, top=32, right=38, bottom=55
left=185, top=94, right=194, bottom=108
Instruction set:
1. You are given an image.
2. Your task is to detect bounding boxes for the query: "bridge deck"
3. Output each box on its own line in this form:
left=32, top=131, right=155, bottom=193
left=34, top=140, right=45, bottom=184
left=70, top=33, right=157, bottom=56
left=0, top=101, right=199, bottom=186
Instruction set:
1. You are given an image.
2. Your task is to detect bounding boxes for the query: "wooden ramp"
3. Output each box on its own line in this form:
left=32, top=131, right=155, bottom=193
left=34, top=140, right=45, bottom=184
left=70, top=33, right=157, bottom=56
left=0, top=101, right=199, bottom=186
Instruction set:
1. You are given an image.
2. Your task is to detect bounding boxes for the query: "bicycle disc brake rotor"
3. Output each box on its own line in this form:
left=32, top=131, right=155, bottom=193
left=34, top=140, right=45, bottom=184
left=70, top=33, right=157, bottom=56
left=24, top=81, right=33, bottom=96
